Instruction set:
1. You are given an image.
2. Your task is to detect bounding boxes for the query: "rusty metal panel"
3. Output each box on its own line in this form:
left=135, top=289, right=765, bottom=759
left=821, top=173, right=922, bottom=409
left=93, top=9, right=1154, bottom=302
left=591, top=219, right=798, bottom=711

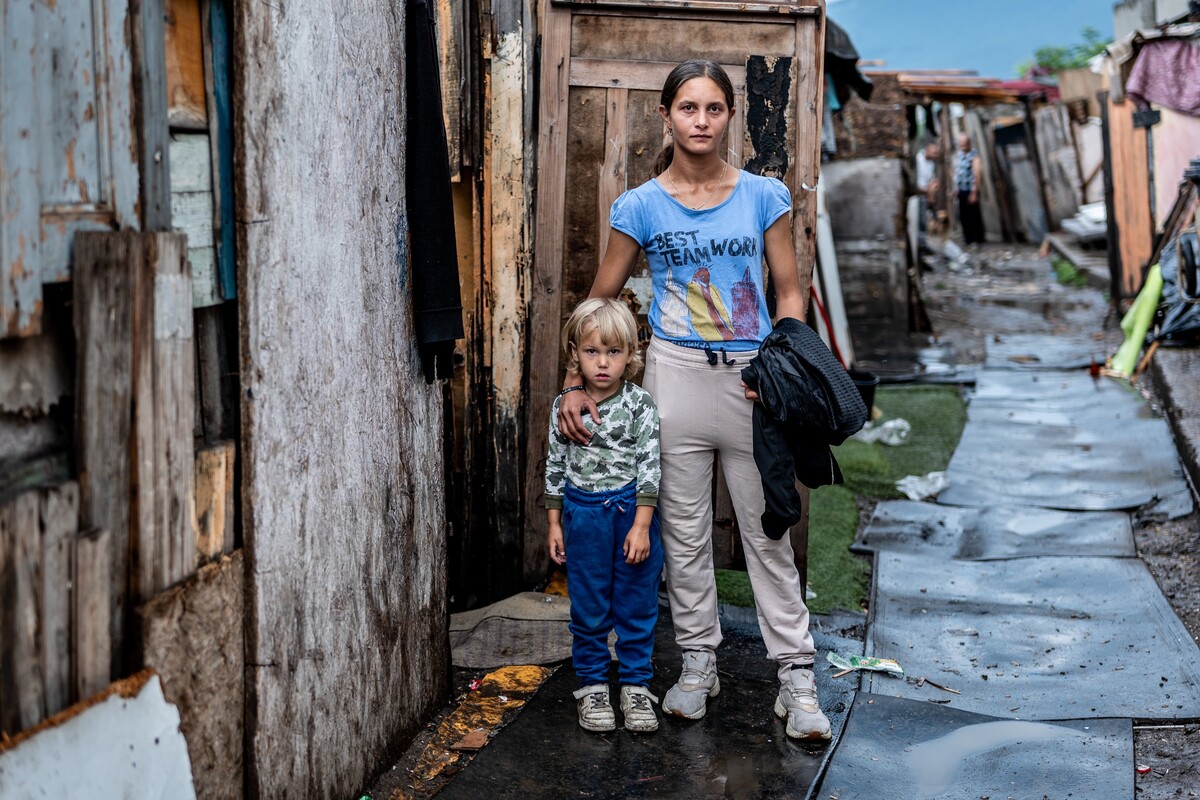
left=1, top=0, right=140, bottom=338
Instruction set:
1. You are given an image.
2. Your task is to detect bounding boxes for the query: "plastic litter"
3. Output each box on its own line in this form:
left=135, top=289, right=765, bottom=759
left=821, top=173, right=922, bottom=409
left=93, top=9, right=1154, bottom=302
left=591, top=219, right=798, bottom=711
left=1136, top=764, right=1152, bottom=775
left=895, top=471, right=949, bottom=501
left=827, top=651, right=905, bottom=677
left=468, top=678, right=483, bottom=691
left=852, top=418, right=912, bottom=446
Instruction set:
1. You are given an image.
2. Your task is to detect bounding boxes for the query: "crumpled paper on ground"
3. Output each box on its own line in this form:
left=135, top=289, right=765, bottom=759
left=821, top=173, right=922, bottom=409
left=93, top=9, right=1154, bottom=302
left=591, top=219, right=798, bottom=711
left=896, top=471, right=949, bottom=501
left=852, top=418, right=912, bottom=445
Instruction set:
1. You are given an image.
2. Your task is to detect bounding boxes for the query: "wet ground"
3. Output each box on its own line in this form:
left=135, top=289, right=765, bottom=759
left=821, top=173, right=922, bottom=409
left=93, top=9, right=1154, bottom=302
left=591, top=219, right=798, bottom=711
left=365, top=242, right=1200, bottom=799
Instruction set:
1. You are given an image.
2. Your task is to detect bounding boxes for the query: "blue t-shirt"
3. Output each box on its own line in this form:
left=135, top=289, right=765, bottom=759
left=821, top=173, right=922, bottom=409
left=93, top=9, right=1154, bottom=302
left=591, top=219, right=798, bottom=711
left=610, top=170, right=792, bottom=351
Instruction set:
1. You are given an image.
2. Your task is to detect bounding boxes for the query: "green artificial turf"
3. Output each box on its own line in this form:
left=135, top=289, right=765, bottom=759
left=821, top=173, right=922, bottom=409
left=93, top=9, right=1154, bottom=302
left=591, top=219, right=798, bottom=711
left=716, top=384, right=967, bottom=613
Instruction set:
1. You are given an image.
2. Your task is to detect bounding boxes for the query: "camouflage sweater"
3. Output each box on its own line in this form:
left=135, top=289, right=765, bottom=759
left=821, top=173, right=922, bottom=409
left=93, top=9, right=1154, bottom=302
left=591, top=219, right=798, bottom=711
left=545, top=380, right=661, bottom=508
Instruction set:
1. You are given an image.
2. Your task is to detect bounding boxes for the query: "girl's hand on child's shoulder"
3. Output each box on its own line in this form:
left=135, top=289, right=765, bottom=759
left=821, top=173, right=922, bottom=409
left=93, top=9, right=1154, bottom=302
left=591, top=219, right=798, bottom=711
left=558, top=389, right=599, bottom=444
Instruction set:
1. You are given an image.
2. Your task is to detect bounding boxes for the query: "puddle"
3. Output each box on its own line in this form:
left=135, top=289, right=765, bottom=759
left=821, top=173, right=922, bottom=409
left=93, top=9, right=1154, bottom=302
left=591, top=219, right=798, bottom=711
left=907, top=720, right=1087, bottom=798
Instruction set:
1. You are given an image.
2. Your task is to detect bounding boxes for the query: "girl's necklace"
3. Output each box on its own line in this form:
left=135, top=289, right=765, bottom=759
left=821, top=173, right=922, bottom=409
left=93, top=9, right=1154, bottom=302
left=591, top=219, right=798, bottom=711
left=667, top=161, right=728, bottom=211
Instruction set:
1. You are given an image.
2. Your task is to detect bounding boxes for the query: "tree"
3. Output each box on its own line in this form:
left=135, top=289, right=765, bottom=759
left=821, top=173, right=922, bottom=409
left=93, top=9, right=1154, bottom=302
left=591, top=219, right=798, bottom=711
left=1016, top=26, right=1109, bottom=77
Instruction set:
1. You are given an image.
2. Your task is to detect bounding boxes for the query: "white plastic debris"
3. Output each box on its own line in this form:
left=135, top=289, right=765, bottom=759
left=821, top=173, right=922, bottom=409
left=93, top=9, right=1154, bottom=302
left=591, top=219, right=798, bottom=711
left=852, top=418, right=912, bottom=446
left=896, top=471, right=949, bottom=501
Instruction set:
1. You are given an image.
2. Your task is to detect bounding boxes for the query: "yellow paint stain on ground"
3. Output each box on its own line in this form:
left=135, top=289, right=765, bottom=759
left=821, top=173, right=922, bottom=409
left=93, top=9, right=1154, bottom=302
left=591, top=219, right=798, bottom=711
left=390, top=665, right=555, bottom=800
left=544, top=569, right=568, bottom=597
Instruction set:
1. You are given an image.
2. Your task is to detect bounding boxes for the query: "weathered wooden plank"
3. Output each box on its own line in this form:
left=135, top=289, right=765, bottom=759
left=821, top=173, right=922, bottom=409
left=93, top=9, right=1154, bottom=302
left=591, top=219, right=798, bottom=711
left=235, top=1, right=450, bottom=794
left=0, top=491, right=42, bottom=734
left=165, top=0, right=209, bottom=129
left=169, top=133, right=214, bottom=193
left=194, top=305, right=230, bottom=441
left=205, top=0, right=237, bottom=300
left=597, top=88, right=629, bottom=267
left=172, top=192, right=216, bottom=248
left=1108, top=97, right=1153, bottom=297
left=558, top=0, right=820, bottom=16
left=39, top=482, right=78, bottom=718
left=140, top=235, right=195, bottom=598
left=194, top=441, right=235, bottom=565
left=572, top=14, right=796, bottom=63
left=569, top=58, right=746, bottom=91
left=1, top=0, right=43, bottom=338
left=2, top=0, right=140, bottom=304
left=0, top=327, right=71, bottom=416
left=73, top=231, right=136, bottom=677
left=792, top=16, right=824, bottom=311
left=434, top=0, right=465, bottom=177
left=481, top=0, right=536, bottom=589
left=189, top=246, right=221, bottom=307
left=135, top=0, right=174, bottom=229
left=140, top=550, right=243, bottom=800
left=965, top=110, right=1004, bottom=242
left=525, top=2, right=574, bottom=581
left=787, top=14, right=825, bottom=583
left=72, top=528, right=112, bottom=703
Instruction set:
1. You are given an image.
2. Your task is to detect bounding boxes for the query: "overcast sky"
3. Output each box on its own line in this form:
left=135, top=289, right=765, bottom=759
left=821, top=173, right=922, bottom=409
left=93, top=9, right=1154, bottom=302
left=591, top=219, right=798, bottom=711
left=828, top=0, right=1116, bottom=79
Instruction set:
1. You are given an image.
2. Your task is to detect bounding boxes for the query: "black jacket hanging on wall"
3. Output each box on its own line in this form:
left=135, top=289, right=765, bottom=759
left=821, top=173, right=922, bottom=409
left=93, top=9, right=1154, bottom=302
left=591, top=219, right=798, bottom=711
left=740, top=318, right=868, bottom=540
left=406, top=0, right=464, bottom=382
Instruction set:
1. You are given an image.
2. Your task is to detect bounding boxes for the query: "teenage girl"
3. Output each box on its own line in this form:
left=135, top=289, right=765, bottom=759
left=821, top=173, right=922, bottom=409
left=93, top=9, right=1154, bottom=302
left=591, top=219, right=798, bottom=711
left=556, top=59, right=831, bottom=741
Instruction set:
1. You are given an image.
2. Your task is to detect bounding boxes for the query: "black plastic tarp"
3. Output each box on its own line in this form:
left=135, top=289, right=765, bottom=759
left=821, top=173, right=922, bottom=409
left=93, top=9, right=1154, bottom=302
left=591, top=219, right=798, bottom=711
left=1156, top=231, right=1200, bottom=343
left=826, top=18, right=873, bottom=106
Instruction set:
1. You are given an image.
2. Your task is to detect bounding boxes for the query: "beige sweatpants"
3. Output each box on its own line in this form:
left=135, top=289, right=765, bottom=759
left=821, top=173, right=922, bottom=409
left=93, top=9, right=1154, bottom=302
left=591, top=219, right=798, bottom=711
left=642, top=336, right=816, bottom=682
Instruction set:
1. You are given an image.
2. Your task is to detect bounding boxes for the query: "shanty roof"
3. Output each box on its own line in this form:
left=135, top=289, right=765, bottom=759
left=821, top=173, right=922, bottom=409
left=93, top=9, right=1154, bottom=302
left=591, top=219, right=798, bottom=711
left=890, top=71, right=1059, bottom=104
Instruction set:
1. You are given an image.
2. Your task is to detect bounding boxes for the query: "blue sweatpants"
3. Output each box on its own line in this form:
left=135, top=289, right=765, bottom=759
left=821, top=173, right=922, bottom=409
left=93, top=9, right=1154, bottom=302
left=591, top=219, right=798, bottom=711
left=563, top=481, right=664, bottom=687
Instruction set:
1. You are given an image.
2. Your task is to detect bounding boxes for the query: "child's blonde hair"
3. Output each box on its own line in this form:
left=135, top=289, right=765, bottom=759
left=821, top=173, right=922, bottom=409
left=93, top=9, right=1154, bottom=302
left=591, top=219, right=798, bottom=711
left=562, top=298, right=642, bottom=379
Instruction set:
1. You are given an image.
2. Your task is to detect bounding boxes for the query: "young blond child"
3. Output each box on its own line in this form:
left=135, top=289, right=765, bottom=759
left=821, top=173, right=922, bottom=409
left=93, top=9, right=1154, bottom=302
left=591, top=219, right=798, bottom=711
left=545, top=298, right=663, bottom=733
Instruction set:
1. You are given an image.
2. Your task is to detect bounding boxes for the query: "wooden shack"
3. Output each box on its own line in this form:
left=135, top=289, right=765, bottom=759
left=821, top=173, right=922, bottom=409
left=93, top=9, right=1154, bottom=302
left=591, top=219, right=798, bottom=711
left=2, top=2, right=449, bottom=797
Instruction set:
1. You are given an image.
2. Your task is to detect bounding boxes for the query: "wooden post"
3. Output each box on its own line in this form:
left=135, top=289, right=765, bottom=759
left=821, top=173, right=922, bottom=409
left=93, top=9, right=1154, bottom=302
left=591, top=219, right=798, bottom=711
left=524, top=1, right=572, bottom=584
left=133, top=232, right=195, bottom=599
left=789, top=5, right=826, bottom=585
left=478, top=0, right=536, bottom=592
left=74, top=231, right=135, bottom=675
left=73, top=528, right=114, bottom=701
left=75, top=230, right=194, bottom=677
left=133, top=0, right=173, bottom=230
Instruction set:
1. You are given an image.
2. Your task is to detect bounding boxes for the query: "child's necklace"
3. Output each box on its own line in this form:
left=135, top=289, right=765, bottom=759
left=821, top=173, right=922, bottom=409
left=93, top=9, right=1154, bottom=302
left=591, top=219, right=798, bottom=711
left=667, top=161, right=728, bottom=211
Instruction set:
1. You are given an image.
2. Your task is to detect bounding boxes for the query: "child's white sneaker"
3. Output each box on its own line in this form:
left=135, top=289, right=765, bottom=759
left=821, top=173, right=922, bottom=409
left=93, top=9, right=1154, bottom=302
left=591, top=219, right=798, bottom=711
left=573, top=684, right=616, bottom=732
left=619, top=685, right=660, bottom=733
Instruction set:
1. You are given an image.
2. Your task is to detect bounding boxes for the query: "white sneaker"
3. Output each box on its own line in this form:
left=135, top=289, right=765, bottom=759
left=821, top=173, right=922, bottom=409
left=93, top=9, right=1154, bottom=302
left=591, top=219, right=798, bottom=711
left=661, top=650, right=720, bottom=719
left=774, top=668, right=832, bottom=741
left=573, top=684, right=616, bottom=732
left=619, top=685, right=660, bottom=733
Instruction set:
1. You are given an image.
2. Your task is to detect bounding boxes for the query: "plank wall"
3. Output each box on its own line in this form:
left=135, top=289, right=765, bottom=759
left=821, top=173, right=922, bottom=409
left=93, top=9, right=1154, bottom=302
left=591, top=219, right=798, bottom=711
left=234, top=4, right=450, bottom=795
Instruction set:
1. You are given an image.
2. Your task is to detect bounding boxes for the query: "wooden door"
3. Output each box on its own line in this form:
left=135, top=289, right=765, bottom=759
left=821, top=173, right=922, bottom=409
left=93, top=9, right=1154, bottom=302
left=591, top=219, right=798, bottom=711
left=1, top=0, right=140, bottom=337
left=526, top=0, right=826, bottom=577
